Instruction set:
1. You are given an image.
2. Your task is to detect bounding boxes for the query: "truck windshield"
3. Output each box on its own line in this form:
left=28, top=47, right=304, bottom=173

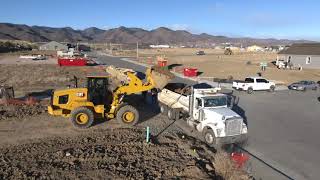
left=203, top=96, right=227, bottom=107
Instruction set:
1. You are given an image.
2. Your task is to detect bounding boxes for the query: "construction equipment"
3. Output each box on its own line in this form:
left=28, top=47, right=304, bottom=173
left=0, top=85, right=38, bottom=105
left=224, top=48, right=233, bottom=55
left=0, top=85, right=15, bottom=105
left=48, top=66, right=174, bottom=128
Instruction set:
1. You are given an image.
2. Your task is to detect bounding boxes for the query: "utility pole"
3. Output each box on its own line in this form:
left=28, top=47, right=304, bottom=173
left=136, top=41, right=139, bottom=60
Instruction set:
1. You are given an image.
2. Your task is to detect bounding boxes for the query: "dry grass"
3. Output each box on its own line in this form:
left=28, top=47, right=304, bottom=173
left=213, top=151, right=250, bottom=180
left=133, top=48, right=320, bottom=84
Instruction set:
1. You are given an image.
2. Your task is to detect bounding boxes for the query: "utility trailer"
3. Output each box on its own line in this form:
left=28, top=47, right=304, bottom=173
left=158, top=83, right=248, bottom=146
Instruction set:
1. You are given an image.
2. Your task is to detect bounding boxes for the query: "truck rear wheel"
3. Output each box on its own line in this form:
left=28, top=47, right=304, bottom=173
left=203, top=129, right=216, bottom=146
left=116, top=105, right=139, bottom=126
left=71, top=107, right=94, bottom=129
left=159, top=103, right=168, bottom=114
left=167, top=108, right=174, bottom=120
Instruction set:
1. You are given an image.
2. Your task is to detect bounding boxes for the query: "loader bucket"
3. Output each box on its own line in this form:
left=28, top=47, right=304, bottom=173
left=106, top=66, right=134, bottom=86
left=148, top=66, right=175, bottom=90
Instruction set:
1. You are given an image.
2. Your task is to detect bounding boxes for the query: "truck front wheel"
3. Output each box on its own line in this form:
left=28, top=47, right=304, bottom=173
left=247, top=87, right=253, bottom=94
left=203, top=129, right=216, bottom=146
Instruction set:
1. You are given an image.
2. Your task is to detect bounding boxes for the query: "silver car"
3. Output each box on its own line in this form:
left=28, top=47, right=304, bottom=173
left=288, top=80, right=318, bottom=91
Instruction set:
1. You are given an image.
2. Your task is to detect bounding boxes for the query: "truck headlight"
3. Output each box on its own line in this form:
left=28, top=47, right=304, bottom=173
left=221, top=116, right=226, bottom=120
left=242, top=124, right=248, bottom=133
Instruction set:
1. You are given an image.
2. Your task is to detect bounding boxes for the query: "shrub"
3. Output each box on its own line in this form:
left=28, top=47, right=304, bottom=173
left=227, top=75, right=234, bottom=81
left=213, top=151, right=250, bottom=180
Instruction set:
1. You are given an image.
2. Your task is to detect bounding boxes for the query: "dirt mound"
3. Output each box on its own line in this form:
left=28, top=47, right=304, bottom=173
left=0, top=104, right=46, bottom=121
left=0, top=128, right=216, bottom=179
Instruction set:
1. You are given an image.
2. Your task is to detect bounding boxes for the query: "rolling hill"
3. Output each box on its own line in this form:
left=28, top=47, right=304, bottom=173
left=0, top=23, right=314, bottom=46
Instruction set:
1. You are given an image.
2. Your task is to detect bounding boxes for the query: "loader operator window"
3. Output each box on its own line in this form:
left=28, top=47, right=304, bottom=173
left=87, top=78, right=109, bottom=105
left=58, top=95, right=69, bottom=104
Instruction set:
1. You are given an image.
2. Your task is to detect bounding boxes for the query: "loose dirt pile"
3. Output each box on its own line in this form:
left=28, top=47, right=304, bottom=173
left=0, top=64, right=105, bottom=92
left=0, top=104, right=46, bottom=121
left=0, top=128, right=218, bottom=179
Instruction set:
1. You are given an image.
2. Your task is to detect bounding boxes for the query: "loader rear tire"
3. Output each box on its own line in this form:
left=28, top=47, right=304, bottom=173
left=71, top=107, right=94, bottom=129
left=117, top=105, right=139, bottom=126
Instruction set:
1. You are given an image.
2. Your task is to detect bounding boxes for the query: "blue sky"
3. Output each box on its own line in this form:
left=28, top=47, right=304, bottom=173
left=1, top=0, right=319, bottom=40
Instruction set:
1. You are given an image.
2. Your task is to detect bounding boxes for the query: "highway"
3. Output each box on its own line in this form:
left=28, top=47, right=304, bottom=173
left=96, top=54, right=320, bottom=180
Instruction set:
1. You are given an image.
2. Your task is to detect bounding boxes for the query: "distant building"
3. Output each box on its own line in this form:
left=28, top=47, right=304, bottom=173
left=277, top=43, right=320, bottom=69
left=39, top=41, right=68, bottom=51
left=150, top=44, right=170, bottom=48
left=246, top=45, right=264, bottom=52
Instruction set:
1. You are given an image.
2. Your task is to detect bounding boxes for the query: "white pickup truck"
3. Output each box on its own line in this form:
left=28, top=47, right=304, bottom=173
left=158, top=83, right=248, bottom=146
left=232, top=77, right=276, bottom=94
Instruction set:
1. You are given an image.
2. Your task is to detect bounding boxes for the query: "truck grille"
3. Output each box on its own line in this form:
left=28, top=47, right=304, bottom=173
left=225, top=118, right=243, bottom=136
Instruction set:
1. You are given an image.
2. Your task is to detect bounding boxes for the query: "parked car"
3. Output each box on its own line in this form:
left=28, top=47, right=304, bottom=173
left=288, top=80, right=318, bottom=91
left=196, top=51, right=205, bottom=55
left=233, top=77, right=276, bottom=94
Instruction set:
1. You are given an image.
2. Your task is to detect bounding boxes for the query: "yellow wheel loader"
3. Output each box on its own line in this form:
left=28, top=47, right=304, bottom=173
left=48, top=66, right=174, bottom=128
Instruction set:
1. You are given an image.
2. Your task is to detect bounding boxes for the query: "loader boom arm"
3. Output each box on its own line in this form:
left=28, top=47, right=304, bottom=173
left=107, top=67, right=173, bottom=118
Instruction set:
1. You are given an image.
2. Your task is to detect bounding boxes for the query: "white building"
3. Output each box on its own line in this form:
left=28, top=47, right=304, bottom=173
left=246, top=45, right=264, bottom=52
left=150, top=44, right=170, bottom=48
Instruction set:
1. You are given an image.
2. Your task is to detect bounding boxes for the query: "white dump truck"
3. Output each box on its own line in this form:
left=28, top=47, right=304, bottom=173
left=158, top=83, right=248, bottom=146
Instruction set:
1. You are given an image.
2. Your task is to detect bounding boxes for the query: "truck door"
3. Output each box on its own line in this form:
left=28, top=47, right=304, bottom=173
left=193, top=98, right=202, bottom=120
left=256, top=78, right=265, bottom=90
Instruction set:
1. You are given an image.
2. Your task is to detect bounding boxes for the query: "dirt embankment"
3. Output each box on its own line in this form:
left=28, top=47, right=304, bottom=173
left=0, top=128, right=219, bottom=179
left=0, top=104, right=46, bottom=121
left=0, top=64, right=105, bottom=93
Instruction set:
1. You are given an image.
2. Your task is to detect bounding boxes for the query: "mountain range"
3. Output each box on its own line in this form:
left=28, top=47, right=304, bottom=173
left=0, top=23, right=314, bottom=46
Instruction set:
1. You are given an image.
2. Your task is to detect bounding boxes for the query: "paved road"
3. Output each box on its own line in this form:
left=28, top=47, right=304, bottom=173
left=96, top=54, right=320, bottom=180
left=234, top=90, right=320, bottom=180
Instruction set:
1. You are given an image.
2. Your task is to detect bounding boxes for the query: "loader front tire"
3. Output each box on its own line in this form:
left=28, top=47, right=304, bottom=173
left=71, top=107, right=94, bottom=129
left=117, top=105, right=139, bottom=126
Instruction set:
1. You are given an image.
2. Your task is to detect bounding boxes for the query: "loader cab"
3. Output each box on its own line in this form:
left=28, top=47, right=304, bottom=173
left=86, top=75, right=111, bottom=105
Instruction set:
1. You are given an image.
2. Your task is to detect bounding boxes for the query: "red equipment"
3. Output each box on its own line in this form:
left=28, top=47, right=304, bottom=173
left=183, top=68, right=198, bottom=77
left=231, top=152, right=249, bottom=168
left=58, top=57, right=87, bottom=66
left=157, top=60, right=168, bottom=67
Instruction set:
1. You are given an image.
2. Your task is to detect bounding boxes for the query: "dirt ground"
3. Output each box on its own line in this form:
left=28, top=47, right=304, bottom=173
left=136, top=48, right=320, bottom=85
left=0, top=62, right=249, bottom=179
left=0, top=126, right=216, bottom=179
left=0, top=55, right=57, bottom=65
